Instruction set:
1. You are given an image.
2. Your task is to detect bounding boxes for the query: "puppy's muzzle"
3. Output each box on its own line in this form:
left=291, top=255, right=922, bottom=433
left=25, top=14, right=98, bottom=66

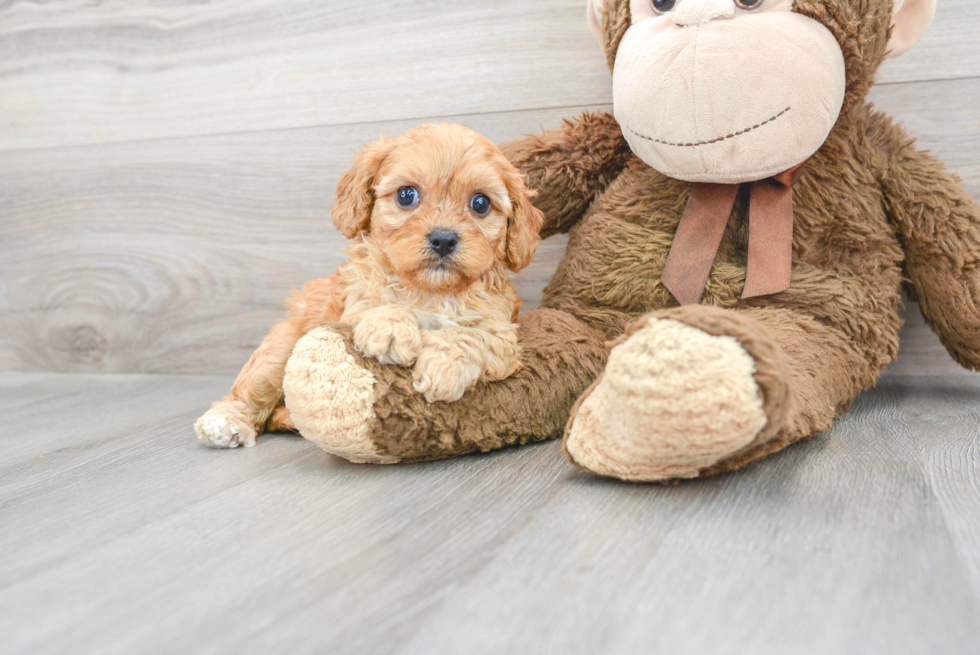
left=427, top=228, right=459, bottom=259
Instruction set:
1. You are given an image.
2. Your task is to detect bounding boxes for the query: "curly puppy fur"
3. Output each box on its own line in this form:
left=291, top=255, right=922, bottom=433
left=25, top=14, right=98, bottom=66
left=195, top=123, right=543, bottom=447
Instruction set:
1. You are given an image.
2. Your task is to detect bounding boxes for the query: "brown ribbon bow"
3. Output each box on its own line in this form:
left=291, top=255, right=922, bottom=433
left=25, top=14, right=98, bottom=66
left=661, top=161, right=808, bottom=306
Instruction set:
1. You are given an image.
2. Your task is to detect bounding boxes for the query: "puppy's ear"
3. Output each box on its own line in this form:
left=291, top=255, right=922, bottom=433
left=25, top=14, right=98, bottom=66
left=332, top=138, right=394, bottom=239
left=503, top=168, right=544, bottom=273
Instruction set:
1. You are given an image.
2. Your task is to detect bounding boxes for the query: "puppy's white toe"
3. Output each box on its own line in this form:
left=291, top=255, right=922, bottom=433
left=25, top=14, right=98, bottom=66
left=195, top=412, right=257, bottom=449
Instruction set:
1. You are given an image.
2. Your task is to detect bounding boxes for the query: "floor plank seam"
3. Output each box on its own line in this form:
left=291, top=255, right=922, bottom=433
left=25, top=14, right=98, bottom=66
left=0, top=102, right=616, bottom=157
left=875, top=73, right=980, bottom=87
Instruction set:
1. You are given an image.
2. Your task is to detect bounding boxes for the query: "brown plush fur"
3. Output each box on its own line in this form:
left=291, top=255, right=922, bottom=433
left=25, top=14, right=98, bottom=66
left=275, top=0, right=980, bottom=479
left=332, top=309, right=608, bottom=462
left=195, top=124, right=543, bottom=446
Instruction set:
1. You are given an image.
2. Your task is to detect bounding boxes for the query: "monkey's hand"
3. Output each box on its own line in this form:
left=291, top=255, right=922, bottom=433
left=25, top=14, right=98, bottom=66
left=499, top=111, right=632, bottom=238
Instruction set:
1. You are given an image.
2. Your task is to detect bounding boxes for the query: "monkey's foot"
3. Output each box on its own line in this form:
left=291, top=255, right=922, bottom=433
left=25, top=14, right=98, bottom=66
left=283, top=327, right=402, bottom=464
left=563, top=310, right=790, bottom=481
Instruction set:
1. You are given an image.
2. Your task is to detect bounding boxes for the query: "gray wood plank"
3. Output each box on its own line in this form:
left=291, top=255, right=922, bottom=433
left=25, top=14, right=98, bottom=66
left=0, top=0, right=975, bottom=152
left=885, top=376, right=980, bottom=600
left=0, top=372, right=314, bottom=589
left=0, top=374, right=228, bottom=494
left=0, top=0, right=613, bottom=151
left=1, top=373, right=979, bottom=654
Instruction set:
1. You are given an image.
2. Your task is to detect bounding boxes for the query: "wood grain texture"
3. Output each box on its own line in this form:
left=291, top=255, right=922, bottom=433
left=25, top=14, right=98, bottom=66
left=883, top=376, right=980, bottom=600
left=0, top=0, right=613, bottom=151
left=3, top=4, right=980, bottom=652
left=0, top=0, right=975, bottom=152
left=1, top=372, right=978, bottom=654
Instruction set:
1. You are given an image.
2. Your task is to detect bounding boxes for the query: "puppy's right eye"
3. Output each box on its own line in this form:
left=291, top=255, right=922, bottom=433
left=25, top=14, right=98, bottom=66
left=396, top=186, right=420, bottom=208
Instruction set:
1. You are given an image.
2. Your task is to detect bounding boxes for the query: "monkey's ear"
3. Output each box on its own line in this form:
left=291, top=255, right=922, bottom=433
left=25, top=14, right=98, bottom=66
left=586, top=0, right=605, bottom=47
left=887, top=0, right=936, bottom=58
left=503, top=171, right=544, bottom=273
left=586, top=0, right=631, bottom=71
left=331, top=138, right=393, bottom=239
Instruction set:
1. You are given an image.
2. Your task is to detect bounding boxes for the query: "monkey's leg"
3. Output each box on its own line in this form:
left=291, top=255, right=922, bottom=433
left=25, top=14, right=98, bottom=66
left=281, top=309, right=608, bottom=464
left=563, top=304, right=893, bottom=481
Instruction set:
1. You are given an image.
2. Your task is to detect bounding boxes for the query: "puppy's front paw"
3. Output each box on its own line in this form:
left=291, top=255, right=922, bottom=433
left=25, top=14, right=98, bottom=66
left=412, top=346, right=483, bottom=403
left=195, top=409, right=258, bottom=448
left=353, top=308, right=423, bottom=366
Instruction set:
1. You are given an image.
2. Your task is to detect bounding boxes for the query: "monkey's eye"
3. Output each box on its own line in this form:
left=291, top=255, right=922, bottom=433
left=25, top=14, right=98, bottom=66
left=469, top=193, right=491, bottom=216
left=652, top=0, right=676, bottom=13
left=734, top=0, right=764, bottom=8
left=396, top=186, right=420, bottom=208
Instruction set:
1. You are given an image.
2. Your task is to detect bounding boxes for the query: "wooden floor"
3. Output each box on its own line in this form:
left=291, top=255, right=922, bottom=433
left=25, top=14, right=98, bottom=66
left=2, top=333, right=980, bottom=654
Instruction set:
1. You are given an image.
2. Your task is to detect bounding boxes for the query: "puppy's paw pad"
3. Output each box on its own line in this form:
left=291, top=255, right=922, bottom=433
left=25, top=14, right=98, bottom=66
left=195, top=412, right=257, bottom=449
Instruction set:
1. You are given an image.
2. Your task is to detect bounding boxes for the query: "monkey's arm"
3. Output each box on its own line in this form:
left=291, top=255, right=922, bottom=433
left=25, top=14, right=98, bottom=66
left=877, top=120, right=980, bottom=370
left=500, top=111, right=632, bottom=238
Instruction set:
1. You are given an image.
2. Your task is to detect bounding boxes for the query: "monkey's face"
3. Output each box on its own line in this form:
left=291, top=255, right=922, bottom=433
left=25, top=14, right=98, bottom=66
left=612, top=0, right=846, bottom=184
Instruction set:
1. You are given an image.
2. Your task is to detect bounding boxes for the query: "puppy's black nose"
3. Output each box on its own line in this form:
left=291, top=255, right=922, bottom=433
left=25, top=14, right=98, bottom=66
left=428, top=229, right=459, bottom=258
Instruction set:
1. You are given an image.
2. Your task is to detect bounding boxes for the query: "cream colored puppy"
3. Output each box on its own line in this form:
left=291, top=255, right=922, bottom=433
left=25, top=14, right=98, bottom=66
left=195, top=123, right=543, bottom=448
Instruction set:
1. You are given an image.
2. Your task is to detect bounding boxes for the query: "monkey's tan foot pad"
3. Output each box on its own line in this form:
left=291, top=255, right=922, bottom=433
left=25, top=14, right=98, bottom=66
left=563, top=318, right=770, bottom=481
left=283, top=327, right=402, bottom=464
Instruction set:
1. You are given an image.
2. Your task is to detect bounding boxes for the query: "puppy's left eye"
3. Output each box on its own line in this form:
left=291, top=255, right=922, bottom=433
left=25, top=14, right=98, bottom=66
left=396, top=186, right=420, bottom=208
left=469, top=193, right=491, bottom=216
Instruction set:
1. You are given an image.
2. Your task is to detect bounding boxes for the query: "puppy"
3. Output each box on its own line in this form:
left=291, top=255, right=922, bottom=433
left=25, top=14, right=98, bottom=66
left=195, top=123, right=544, bottom=448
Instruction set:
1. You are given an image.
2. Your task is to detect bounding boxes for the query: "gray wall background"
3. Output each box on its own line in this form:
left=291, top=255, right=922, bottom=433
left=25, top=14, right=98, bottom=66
left=1, top=0, right=977, bottom=375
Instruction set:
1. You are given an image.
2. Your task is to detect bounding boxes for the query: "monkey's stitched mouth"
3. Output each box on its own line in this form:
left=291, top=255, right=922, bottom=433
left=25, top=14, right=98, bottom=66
left=628, top=107, right=791, bottom=148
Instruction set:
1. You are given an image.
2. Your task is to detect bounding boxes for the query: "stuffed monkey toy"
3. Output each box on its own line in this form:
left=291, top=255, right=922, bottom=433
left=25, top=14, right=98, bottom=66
left=276, top=0, right=978, bottom=481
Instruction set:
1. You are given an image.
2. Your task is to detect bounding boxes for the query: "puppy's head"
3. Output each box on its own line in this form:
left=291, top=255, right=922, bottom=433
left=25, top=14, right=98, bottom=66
left=332, top=123, right=543, bottom=292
